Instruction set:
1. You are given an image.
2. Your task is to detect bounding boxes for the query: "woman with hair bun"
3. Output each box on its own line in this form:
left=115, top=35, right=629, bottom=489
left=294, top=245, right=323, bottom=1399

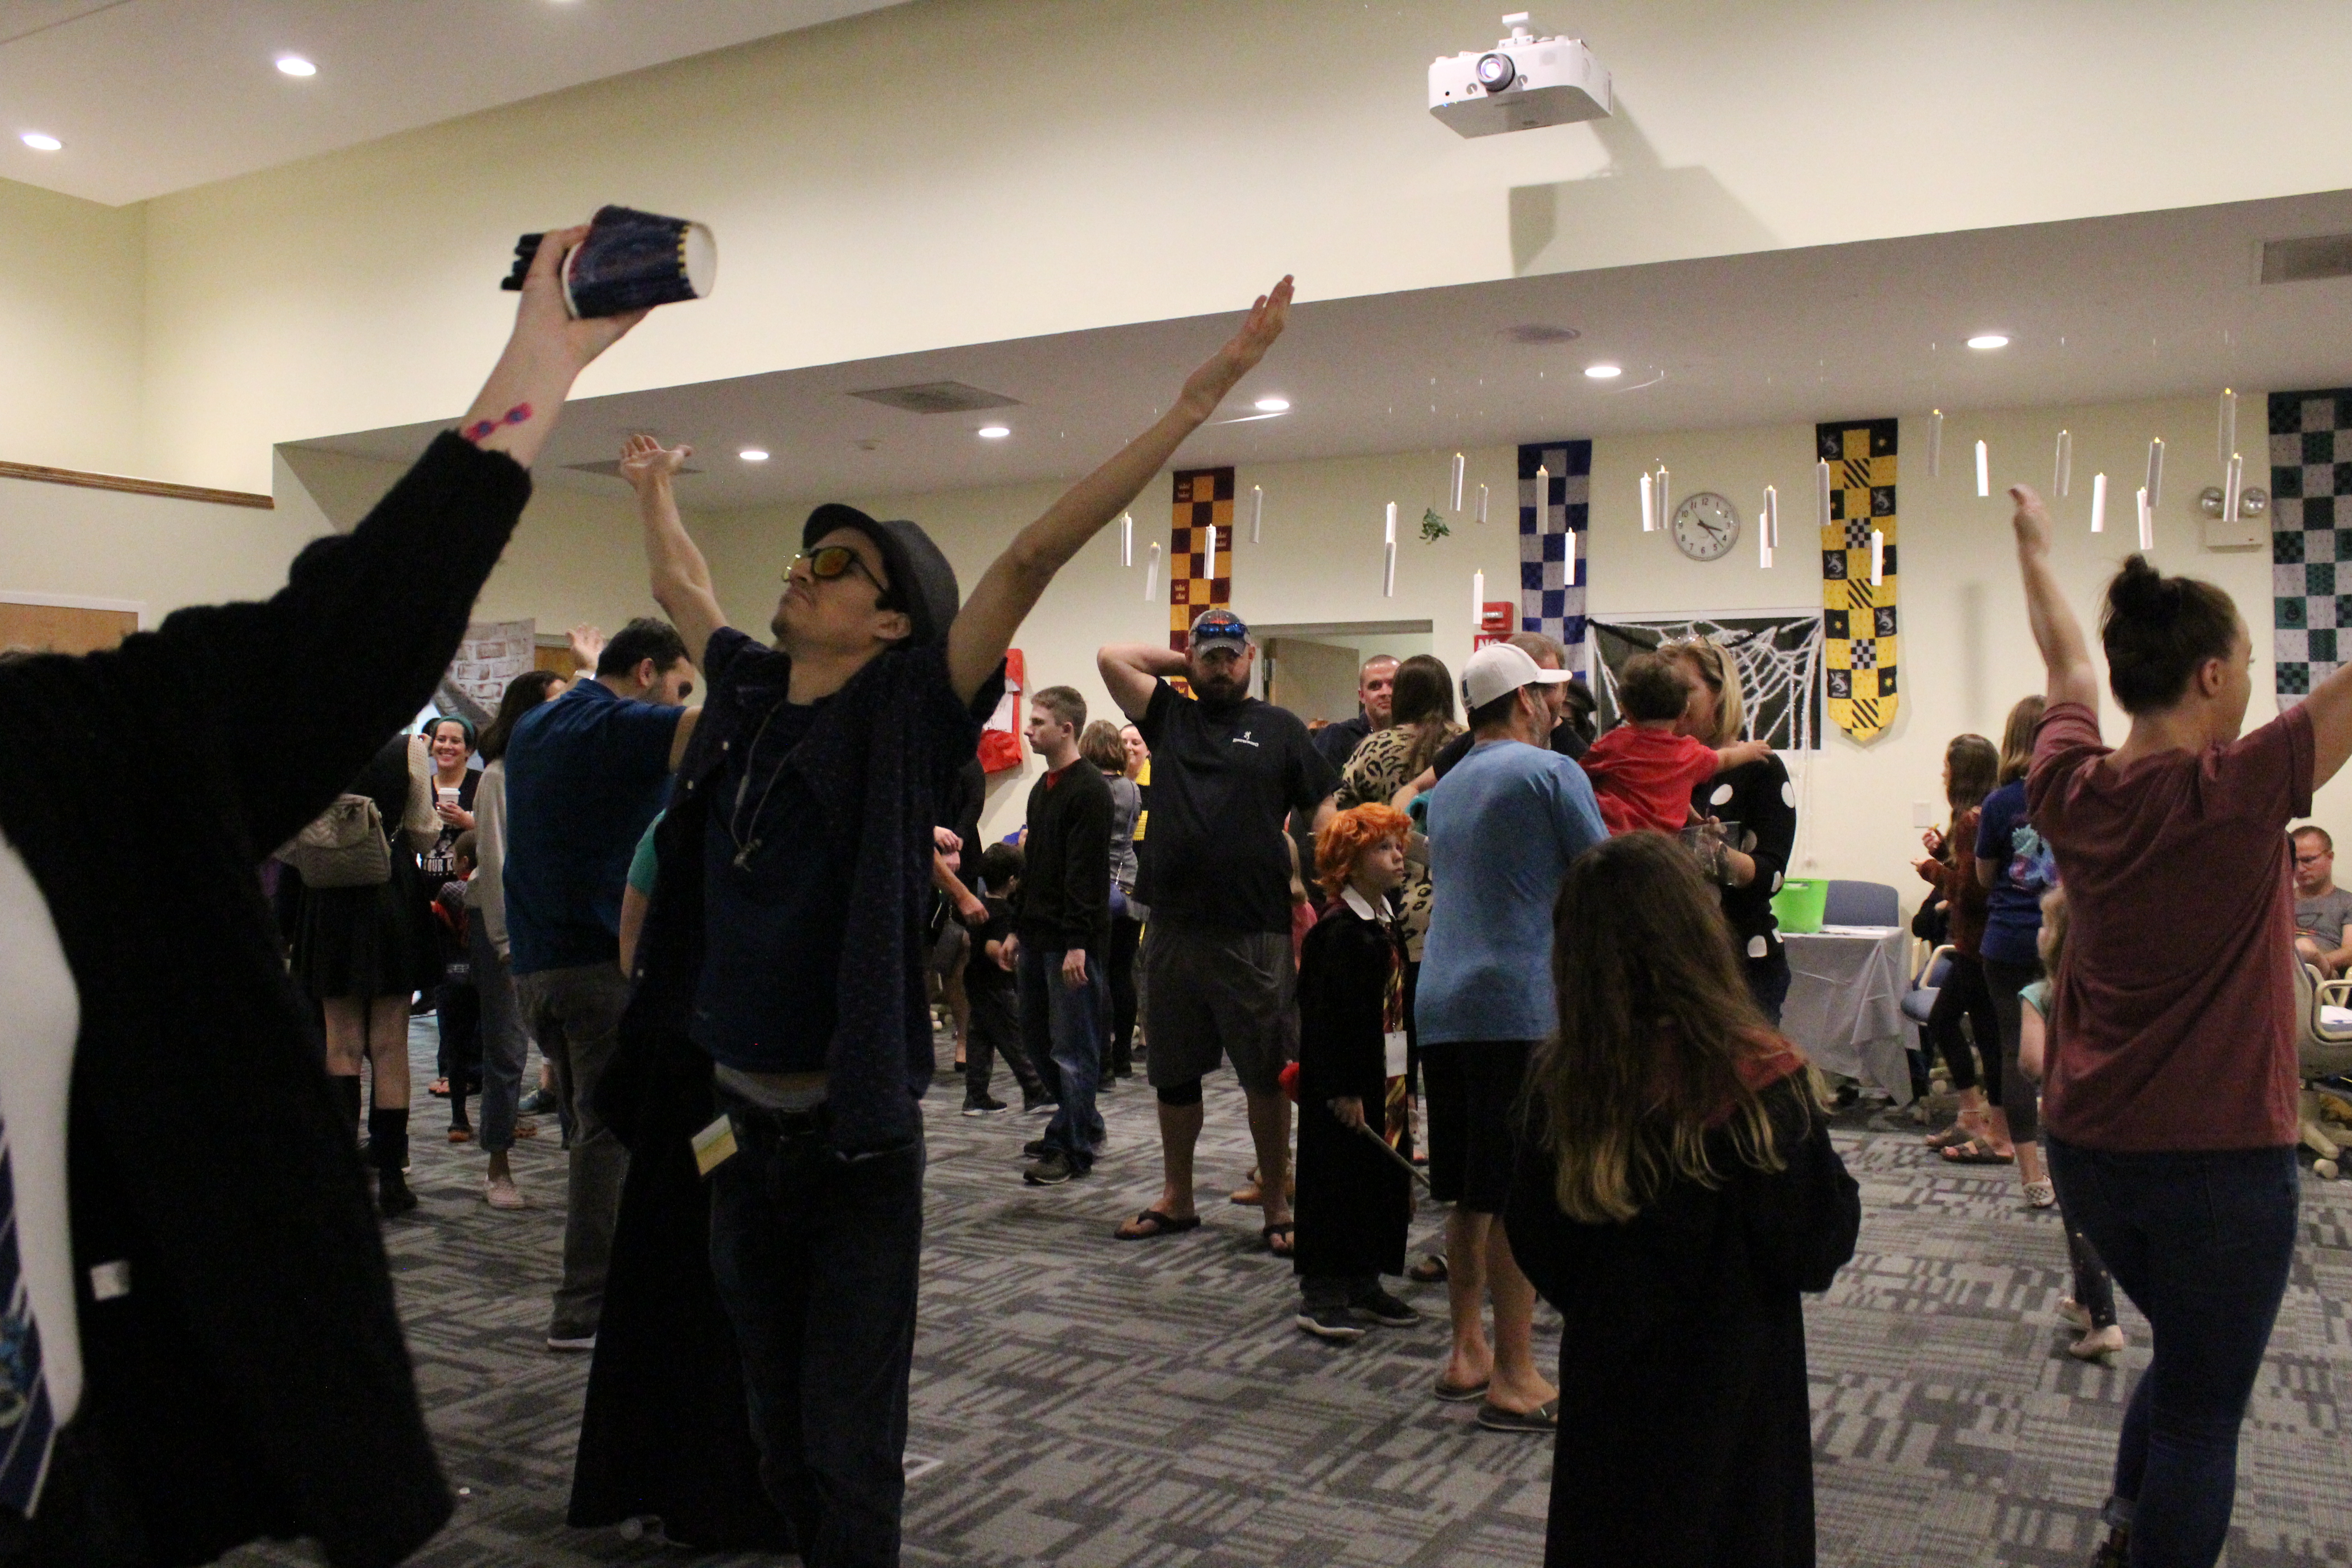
left=2009, top=484, right=2352, bottom=1568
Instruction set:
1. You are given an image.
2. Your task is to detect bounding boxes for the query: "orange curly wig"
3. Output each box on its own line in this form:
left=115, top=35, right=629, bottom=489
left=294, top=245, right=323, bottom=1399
left=1315, top=804, right=1412, bottom=902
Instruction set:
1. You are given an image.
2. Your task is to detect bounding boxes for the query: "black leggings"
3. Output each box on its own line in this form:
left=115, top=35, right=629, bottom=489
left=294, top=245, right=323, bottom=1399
left=1983, top=955, right=2045, bottom=1143
left=1924, top=951, right=2002, bottom=1103
left=1107, top=914, right=1142, bottom=1076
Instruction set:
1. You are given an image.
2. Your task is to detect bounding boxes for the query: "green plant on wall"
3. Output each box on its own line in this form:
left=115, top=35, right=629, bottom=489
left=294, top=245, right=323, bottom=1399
left=1419, top=506, right=1450, bottom=542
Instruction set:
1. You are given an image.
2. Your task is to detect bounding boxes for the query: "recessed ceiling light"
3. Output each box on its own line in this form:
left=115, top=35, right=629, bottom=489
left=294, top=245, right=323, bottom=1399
left=20, top=132, right=61, bottom=152
left=1584, top=363, right=1622, bottom=379
left=738, top=448, right=769, bottom=462
left=1253, top=396, right=1290, bottom=413
left=1966, top=333, right=2009, bottom=350
left=276, top=54, right=317, bottom=77
left=976, top=426, right=1010, bottom=440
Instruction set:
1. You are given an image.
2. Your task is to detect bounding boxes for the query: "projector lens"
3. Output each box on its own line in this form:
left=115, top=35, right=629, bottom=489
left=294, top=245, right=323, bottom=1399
left=1475, top=52, right=1516, bottom=93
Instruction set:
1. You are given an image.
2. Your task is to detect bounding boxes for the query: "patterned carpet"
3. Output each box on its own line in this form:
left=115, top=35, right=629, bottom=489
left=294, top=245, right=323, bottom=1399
left=219, top=1019, right=2352, bottom=1568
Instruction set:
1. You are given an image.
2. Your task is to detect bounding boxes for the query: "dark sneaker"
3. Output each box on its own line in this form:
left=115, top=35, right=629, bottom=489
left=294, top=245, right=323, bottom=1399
left=1295, top=1305, right=1367, bottom=1343
left=1023, top=1095, right=1059, bottom=1116
left=961, top=1095, right=1009, bottom=1117
left=1023, top=1150, right=1078, bottom=1186
left=1350, top=1287, right=1421, bottom=1327
left=1022, top=1137, right=1049, bottom=1159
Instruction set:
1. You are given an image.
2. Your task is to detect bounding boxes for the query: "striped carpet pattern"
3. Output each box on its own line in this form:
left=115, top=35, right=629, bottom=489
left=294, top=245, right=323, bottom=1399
left=215, top=1020, right=2352, bottom=1567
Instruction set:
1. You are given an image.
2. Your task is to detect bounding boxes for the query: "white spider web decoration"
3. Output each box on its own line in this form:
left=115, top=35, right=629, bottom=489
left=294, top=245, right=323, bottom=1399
left=1588, top=612, right=1826, bottom=752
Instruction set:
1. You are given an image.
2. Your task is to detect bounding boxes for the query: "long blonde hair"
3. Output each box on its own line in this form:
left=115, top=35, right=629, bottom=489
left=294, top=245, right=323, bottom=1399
left=1658, top=637, right=1746, bottom=748
left=1998, top=694, right=2048, bottom=784
left=1533, top=832, right=1812, bottom=1224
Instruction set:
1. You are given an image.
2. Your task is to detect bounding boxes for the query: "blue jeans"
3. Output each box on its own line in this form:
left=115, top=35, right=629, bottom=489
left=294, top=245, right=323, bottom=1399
left=2044, top=1137, right=2299, bottom=1567
left=708, top=1094, right=926, bottom=1568
left=1019, top=944, right=1106, bottom=1170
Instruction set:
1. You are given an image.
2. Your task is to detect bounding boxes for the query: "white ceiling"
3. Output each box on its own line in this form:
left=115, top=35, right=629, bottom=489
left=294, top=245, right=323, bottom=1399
left=0, top=0, right=912, bottom=206
left=293, top=187, right=2352, bottom=512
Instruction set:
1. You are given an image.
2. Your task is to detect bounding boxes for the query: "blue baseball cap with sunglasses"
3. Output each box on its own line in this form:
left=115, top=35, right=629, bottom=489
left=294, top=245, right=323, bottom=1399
left=799, top=502, right=960, bottom=646
left=1187, top=608, right=1250, bottom=652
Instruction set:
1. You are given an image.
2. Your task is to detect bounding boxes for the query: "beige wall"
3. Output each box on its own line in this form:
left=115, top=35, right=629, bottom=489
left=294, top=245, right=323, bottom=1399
left=77, top=0, right=2352, bottom=492
left=0, top=474, right=312, bottom=624
left=276, top=446, right=666, bottom=636
left=0, top=180, right=143, bottom=475
left=693, top=392, right=2339, bottom=881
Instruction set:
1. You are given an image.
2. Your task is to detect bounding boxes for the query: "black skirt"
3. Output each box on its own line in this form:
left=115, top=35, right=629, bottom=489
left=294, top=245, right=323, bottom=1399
left=291, top=853, right=436, bottom=1000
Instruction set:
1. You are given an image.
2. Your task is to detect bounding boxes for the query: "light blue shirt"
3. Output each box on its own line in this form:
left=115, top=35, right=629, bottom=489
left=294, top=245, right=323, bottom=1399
left=1415, top=737, right=1606, bottom=1045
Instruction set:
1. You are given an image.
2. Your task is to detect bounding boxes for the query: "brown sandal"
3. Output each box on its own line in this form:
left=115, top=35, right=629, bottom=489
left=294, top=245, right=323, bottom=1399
left=1926, top=1112, right=1990, bottom=1151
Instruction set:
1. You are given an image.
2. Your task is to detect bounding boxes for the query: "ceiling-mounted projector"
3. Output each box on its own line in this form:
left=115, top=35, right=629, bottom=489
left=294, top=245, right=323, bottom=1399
left=1430, top=12, right=1610, bottom=137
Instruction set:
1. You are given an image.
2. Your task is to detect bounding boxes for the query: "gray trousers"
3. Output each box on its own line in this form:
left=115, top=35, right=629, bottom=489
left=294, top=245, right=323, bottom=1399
left=516, top=961, right=632, bottom=1340
left=470, top=921, right=531, bottom=1155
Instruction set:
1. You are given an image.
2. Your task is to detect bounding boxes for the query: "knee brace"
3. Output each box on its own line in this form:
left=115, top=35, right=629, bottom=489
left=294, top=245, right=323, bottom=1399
left=1156, top=1078, right=1204, bottom=1108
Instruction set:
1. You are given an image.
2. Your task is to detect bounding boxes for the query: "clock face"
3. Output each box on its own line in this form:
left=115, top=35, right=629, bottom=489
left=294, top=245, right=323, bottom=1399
left=1671, top=491, right=1741, bottom=561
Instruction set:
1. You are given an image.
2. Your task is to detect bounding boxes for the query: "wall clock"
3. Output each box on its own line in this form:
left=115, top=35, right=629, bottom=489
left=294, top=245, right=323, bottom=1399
left=1671, top=491, right=1741, bottom=562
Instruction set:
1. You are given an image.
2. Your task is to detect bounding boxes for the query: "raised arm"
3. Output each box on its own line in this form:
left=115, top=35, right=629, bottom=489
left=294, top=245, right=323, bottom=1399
left=456, top=226, right=647, bottom=470
left=622, top=435, right=729, bottom=665
left=2009, top=485, right=2101, bottom=714
left=181, top=221, right=648, bottom=854
left=2297, top=651, right=2352, bottom=788
left=947, top=277, right=1294, bottom=704
left=1098, top=642, right=1187, bottom=722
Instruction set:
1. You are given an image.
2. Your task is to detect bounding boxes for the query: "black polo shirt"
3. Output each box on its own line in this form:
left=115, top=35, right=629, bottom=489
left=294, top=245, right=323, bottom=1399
left=1134, top=681, right=1337, bottom=934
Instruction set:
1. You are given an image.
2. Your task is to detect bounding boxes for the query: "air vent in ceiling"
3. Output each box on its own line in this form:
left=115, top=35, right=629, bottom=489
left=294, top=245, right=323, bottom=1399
left=2260, top=233, right=2352, bottom=284
left=848, top=381, right=1021, bottom=414
left=563, top=459, right=704, bottom=479
left=1501, top=323, right=1582, bottom=344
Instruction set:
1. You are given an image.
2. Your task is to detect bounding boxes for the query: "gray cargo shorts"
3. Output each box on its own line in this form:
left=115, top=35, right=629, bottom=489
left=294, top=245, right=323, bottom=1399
left=1140, top=919, right=1295, bottom=1097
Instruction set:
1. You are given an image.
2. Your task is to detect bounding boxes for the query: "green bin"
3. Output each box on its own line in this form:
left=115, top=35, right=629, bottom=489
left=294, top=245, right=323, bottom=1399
left=1771, top=877, right=1828, bottom=935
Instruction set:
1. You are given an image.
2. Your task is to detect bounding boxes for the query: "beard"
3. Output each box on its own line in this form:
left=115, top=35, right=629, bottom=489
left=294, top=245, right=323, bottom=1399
left=1191, top=668, right=1245, bottom=704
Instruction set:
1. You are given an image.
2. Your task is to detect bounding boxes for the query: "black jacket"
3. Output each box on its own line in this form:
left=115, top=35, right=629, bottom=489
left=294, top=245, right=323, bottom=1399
left=1506, top=1075, right=1860, bottom=1568
left=1015, top=760, right=1111, bottom=954
left=0, top=433, right=527, bottom=1566
left=1292, top=898, right=1410, bottom=1281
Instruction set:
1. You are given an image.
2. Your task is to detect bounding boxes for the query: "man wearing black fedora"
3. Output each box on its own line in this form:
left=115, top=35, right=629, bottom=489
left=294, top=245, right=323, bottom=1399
left=586, top=276, right=1290, bottom=1566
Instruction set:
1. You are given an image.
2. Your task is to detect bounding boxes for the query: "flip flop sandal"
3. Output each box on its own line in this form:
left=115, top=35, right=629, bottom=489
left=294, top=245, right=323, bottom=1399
left=1408, top=1253, right=1450, bottom=1284
left=1261, top=1221, right=1295, bottom=1257
left=1114, top=1209, right=1201, bottom=1240
left=1926, top=1118, right=1989, bottom=1151
left=1476, top=1399, right=1559, bottom=1434
left=1939, top=1136, right=2014, bottom=1165
left=1432, top=1374, right=1490, bottom=1402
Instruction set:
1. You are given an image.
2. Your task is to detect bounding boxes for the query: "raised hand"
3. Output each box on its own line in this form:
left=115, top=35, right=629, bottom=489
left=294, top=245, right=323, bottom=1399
left=457, top=223, right=649, bottom=466
left=513, top=226, right=649, bottom=377
left=566, top=623, right=605, bottom=670
left=2009, top=484, right=2053, bottom=559
left=620, top=432, right=693, bottom=492
left=1177, top=275, right=1295, bottom=421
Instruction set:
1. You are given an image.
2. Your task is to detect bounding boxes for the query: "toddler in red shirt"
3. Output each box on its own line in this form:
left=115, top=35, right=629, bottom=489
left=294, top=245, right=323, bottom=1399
left=1583, top=653, right=1773, bottom=835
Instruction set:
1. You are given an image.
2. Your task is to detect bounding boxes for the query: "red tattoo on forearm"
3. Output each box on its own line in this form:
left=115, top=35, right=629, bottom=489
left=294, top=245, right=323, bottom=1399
left=461, top=402, right=534, bottom=444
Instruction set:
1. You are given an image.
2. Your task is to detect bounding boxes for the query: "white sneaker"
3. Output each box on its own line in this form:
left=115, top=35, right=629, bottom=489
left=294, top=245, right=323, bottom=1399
left=485, top=1172, right=526, bottom=1210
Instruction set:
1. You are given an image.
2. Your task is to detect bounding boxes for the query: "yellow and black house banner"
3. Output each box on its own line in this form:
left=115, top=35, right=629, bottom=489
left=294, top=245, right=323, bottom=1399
left=1817, top=417, right=1899, bottom=742
left=1168, top=466, right=1235, bottom=653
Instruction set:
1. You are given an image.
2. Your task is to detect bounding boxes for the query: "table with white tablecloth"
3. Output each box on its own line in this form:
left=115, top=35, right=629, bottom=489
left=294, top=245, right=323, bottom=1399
left=1779, top=924, right=1913, bottom=1104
